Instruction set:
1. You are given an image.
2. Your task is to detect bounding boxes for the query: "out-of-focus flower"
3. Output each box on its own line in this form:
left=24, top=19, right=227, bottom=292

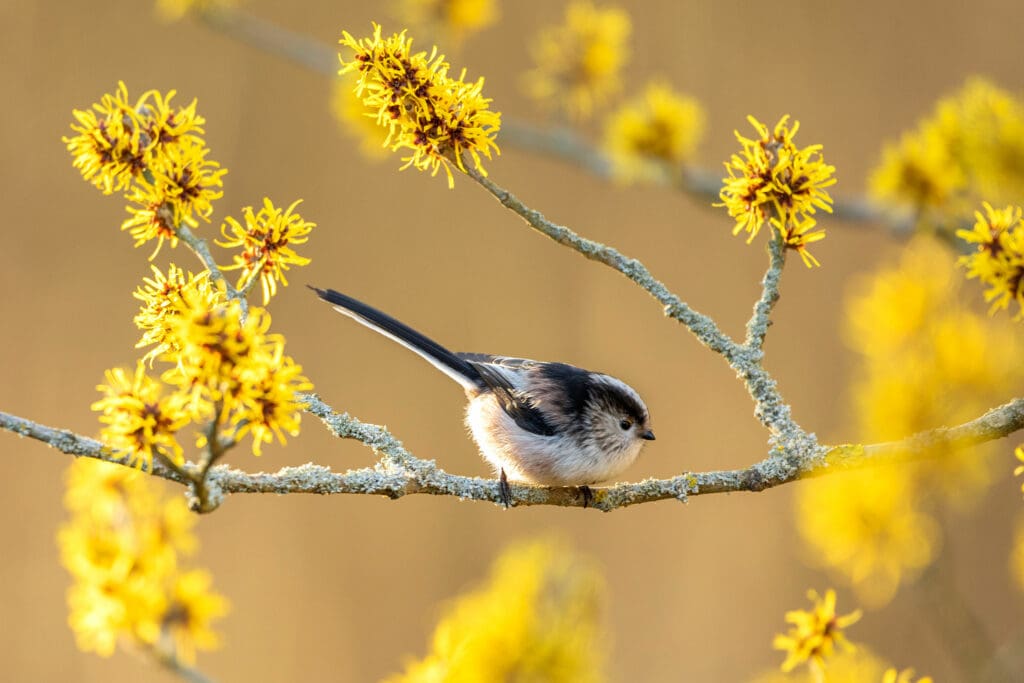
left=392, top=0, right=498, bottom=44
left=58, top=458, right=227, bottom=661
left=338, top=23, right=500, bottom=187
left=750, top=649, right=902, bottom=683
left=717, top=115, right=835, bottom=267
left=796, top=466, right=940, bottom=608
left=92, top=363, right=192, bottom=470
left=869, top=78, right=1024, bottom=232
left=217, top=197, right=314, bottom=304
left=383, top=539, right=607, bottom=683
left=773, top=589, right=861, bottom=674
left=525, top=1, right=630, bottom=120
left=957, top=202, right=1024, bottom=318
left=330, top=73, right=390, bottom=158
left=603, top=81, right=705, bottom=184
left=883, top=668, right=934, bottom=683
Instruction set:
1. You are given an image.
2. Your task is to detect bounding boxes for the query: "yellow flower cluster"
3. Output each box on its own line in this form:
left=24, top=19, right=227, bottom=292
left=957, top=202, right=1024, bottom=318
left=383, top=540, right=607, bottom=683
left=96, top=264, right=312, bottom=466
left=869, top=78, right=1024, bottom=230
left=392, top=0, right=498, bottom=44
left=331, top=73, right=390, bottom=159
left=525, top=1, right=630, bottom=120
left=338, top=23, right=501, bottom=187
left=64, top=82, right=226, bottom=258
left=218, top=198, right=315, bottom=305
left=718, top=116, right=836, bottom=267
left=603, top=81, right=705, bottom=184
left=58, top=458, right=227, bottom=662
left=798, top=237, right=1024, bottom=607
left=773, top=589, right=861, bottom=674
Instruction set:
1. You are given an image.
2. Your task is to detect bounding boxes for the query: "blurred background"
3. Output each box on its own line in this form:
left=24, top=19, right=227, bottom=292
left=3, top=0, right=1024, bottom=680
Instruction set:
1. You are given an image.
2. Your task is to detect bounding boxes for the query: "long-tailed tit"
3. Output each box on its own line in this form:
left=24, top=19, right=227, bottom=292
left=310, top=287, right=655, bottom=505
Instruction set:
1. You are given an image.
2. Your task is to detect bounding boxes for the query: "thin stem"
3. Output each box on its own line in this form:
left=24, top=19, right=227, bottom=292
left=200, top=7, right=336, bottom=76
left=745, top=230, right=786, bottom=350
left=5, top=397, right=1023, bottom=511
left=176, top=224, right=246, bottom=310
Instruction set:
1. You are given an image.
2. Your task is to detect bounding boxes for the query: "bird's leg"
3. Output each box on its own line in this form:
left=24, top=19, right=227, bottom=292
left=579, top=485, right=593, bottom=509
left=499, top=468, right=513, bottom=508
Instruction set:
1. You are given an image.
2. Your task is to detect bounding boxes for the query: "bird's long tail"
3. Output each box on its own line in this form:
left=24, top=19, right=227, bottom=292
left=309, top=286, right=484, bottom=392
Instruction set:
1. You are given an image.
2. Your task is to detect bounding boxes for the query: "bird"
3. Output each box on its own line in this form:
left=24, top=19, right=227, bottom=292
left=309, top=286, right=655, bottom=506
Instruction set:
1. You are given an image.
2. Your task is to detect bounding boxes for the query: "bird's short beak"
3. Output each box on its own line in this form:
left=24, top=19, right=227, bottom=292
left=641, top=429, right=656, bottom=441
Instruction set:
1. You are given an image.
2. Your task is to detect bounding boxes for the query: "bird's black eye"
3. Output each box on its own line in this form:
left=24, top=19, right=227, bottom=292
left=619, top=419, right=632, bottom=431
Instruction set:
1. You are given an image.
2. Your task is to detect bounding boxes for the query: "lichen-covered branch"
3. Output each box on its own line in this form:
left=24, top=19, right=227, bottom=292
left=745, top=232, right=786, bottom=351
left=5, top=397, right=1023, bottom=512
left=463, top=166, right=805, bottom=440
left=176, top=223, right=244, bottom=307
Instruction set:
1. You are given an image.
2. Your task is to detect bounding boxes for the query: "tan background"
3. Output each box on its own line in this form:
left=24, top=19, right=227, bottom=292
left=2, top=0, right=1024, bottom=681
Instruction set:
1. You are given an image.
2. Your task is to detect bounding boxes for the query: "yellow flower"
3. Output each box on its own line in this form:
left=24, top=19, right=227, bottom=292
left=868, top=125, right=966, bottom=214
left=1015, top=446, right=1024, bottom=491
left=164, top=300, right=311, bottom=455
left=796, top=466, right=940, bottom=608
left=163, top=570, right=230, bottom=664
left=64, top=82, right=148, bottom=194
left=145, top=135, right=226, bottom=228
left=393, top=0, right=498, bottom=44
left=58, top=459, right=226, bottom=660
left=383, top=539, right=607, bottom=683
left=773, top=589, right=862, bottom=674
left=717, top=115, right=835, bottom=267
left=868, top=78, right=1024, bottom=230
left=133, top=263, right=226, bottom=364
left=525, top=1, right=630, bottom=120
left=91, top=363, right=192, bottom=469
left=957, top=202, right=1024, bottom=318
left=845, top=236, right=1024, bottom=507
left=883, top=668, right=933, bottom=683
left=338, top=23, right=501, bottom=187
left=217, top=197, right=315, bottom=304
left=603, top=81, right=705, bottom=183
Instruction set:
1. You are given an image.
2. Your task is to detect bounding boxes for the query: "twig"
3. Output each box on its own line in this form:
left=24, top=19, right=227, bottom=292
left=175, top=224, right=245, bottom=309
left=745, top=231, right=786, bottom=351
left=200, top=7, right=336, bottom=76
left=5, top=397, right=1023, bottom=511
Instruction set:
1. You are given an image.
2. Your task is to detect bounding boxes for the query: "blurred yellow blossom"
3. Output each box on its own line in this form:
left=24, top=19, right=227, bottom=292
left=330, top=73, right=390, bottom=158
left=338, top=23, right=500, bottom=187
left=796, top=466, right=940, bottom=608
left=957, top=202, right=1024, bottom=318
left=392, top=0, right=497, bottom=44
left=883, top=668, right=933, bottom=683
left=773, top=589, right=861, bottom=675
left=92, top=362, right=191, bottom=470
left=717, top=115, right=835, bottom=267
left=525, top=1, right=630, bottom=120
left=869, top=78, right=1024, bottom=231
left=58, top=458, right=227, bottom=661
left=383, top=539, right=606, bottom=683
left=217, top=197, right=315, bottom=304
left=603, top=81, right=705, bottom=184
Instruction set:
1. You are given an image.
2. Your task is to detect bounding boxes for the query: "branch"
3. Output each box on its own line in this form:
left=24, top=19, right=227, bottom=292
left=5, top=398, right=1023, bottom=511
left=463, top=166, right=804, bottom=439
left=175, top=223, right=245, bottom=308
left=744, top=231, right=786, bottom=351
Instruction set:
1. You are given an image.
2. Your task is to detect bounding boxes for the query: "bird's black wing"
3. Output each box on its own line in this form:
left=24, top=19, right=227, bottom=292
left=466, top=361, right=557, bottom=437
